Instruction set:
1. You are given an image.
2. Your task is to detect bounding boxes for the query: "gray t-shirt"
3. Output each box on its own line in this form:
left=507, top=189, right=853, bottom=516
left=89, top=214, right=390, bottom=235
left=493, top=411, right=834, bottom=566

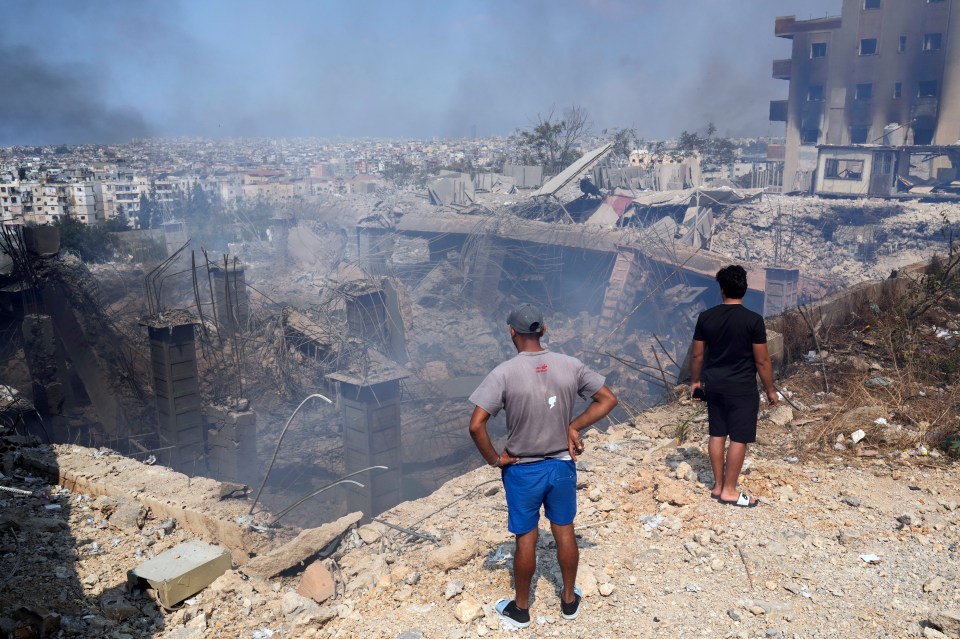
left=469, top=350, right=606, bottom=458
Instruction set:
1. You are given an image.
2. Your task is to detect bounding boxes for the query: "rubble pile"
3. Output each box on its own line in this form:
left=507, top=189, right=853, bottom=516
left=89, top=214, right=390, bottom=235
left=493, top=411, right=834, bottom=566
left=713, top=196, right=960, bottom=289
left=3, top=379, right=960, bottom=638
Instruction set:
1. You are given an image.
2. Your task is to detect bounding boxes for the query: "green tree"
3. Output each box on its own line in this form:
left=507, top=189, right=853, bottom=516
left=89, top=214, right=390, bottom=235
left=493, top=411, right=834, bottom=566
left=510, top=106, right=590, bottom=175
left=55, top=216, right=119, bottom=262
left=189, top=182, right=212, bottom=221
left=604, top=127, right=640, bottom=166
left=137, top=192, right=156, bottom=229
left=672, top=122, right=737, bottom=172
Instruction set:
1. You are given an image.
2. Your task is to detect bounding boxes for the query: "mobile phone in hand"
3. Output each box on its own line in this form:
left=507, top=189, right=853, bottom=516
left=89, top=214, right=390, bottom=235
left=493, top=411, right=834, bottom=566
left=692, top=387, right=706, bottom=401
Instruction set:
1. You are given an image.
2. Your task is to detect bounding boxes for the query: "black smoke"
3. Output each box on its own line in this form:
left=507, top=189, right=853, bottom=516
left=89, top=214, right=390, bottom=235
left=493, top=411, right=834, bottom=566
left=0, top=45, right=150, bottom=146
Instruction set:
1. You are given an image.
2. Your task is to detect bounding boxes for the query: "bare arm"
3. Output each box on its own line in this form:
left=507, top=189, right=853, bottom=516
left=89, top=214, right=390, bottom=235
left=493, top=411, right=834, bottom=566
left=689, top=339, right=705, bottom=397
left=567, top=386, right=618, bottom=460
left=468, top=406, right=518, bottom=467
left=752, top=342, right=779, bottom=406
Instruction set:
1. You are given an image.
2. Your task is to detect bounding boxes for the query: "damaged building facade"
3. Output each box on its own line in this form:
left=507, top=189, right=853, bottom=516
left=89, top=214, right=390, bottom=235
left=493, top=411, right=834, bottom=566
left=771, top=0, right=960, bottom=193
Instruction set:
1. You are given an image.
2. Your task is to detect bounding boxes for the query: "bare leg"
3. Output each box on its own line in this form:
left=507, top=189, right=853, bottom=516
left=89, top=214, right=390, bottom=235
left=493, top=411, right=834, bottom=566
left=719, top=441, right=755, bottom=504
left=550, top=522, right=579, bottom=604
left=708, top=436, right=727, bottom=497
left=513, top=528, right=539, bottom=609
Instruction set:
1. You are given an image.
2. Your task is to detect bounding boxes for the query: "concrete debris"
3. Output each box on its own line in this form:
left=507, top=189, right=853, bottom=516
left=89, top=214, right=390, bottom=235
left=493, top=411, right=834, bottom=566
left=129, top=540, right=232, bottom=609
left=426, top=537, right=480, bottom=573
left=453, top=594, right=484, bottom=624
left=297, top=561, right=336, bottom=604
left=243, top=512, right=362, bottom=578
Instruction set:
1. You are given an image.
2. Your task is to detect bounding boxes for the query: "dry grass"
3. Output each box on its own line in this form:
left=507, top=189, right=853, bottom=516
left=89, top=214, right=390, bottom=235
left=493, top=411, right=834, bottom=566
left=782, top=249, right=960, bottom=459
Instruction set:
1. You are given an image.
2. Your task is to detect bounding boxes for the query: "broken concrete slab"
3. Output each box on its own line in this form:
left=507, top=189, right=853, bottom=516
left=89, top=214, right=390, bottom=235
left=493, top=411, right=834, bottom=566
left=108, top=502, right=148, bottom=531
left=930, top=609, right=960, bottom=638
left=243, top=512, right=362, bottom=579
left=129, top=540, right=232, bottom=609
left=426, top=537, right=480, bottom=573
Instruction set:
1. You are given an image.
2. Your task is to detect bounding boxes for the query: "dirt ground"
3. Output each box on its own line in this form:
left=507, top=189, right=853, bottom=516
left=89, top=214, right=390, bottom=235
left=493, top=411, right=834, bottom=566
left=2, top=377, right=959, bottom=639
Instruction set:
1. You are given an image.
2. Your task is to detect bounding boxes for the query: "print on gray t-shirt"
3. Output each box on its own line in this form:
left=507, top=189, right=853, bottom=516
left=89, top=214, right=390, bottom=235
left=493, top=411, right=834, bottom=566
left=469, top=350, right=605, bottom=457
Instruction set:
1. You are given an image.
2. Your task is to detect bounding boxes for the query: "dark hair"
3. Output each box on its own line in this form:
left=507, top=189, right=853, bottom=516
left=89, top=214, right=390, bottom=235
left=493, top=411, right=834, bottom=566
left=716, top=265, right=748, bottom=299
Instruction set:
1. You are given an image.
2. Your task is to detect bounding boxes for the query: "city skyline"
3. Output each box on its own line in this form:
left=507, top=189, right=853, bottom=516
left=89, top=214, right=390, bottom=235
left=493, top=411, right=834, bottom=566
left=1, top=0, right=839, bottom=145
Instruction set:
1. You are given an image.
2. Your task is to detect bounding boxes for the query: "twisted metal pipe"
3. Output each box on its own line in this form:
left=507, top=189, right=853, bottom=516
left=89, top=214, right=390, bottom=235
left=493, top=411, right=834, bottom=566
left=249, top=393, right=333, bottom=515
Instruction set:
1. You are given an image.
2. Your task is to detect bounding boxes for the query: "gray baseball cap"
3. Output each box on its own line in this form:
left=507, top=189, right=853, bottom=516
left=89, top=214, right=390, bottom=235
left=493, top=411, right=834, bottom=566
left=507, top=303, right=544, bottom=334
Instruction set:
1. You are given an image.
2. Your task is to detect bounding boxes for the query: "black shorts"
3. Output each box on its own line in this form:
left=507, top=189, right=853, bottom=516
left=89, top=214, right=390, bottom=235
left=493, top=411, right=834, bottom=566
left=705, top=391, right=760, bottom=444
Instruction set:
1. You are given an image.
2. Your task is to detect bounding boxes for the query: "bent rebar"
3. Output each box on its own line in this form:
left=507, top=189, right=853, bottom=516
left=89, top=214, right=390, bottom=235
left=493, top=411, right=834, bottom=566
left=249, top=393, right=333, bottom=515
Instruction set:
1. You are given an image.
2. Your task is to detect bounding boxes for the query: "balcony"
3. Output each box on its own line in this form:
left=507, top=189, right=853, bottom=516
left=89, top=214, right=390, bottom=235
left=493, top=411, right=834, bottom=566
left=769, top=100, right=789, bottom=122
left=775, top=14, right=841, bottom=38
left=772, top=59, right=792, bottom=80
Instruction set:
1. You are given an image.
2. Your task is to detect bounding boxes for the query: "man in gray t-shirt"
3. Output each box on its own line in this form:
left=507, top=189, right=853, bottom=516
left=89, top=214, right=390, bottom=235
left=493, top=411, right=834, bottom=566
left=469, top=303, right=618, bottom=628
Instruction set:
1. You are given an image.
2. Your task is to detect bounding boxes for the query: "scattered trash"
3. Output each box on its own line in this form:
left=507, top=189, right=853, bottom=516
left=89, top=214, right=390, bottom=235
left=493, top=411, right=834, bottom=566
left=640, top=514, right=665, bottom=532
left=873, top=418, right=888, bottom=425
left=252, top=630, right=275, bottom=639
left=859, top=554, right=881, bottom=564
left=865, top=377, right=892, bottom=387
left=850, top=429, right=866, bottom=444
left=485, top=544, right=513, bottom=567
left=144, top=455, right=157, bottom=465
left=184, top=598, right=198, bottom=606
left=784, top=456, right=799, bottom=464
left=43, top=503, right=62, bottom=510
left=804, top=350, right=818, bottom=363
left=685, top=583, right=702, bottom=593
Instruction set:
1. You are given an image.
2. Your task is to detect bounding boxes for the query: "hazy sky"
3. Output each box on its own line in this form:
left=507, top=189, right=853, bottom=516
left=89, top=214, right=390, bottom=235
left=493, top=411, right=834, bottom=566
left=0, top=0, right=841, bottom=145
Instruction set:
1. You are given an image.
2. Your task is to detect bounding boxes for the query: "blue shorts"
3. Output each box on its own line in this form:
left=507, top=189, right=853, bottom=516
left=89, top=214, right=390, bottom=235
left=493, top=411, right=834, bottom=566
left=501, top=459, right=577, bottom=535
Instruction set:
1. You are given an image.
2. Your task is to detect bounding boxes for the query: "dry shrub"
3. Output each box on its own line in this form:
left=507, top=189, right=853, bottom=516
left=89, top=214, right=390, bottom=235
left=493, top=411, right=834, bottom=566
left=796, top=253, right=960, bottom=456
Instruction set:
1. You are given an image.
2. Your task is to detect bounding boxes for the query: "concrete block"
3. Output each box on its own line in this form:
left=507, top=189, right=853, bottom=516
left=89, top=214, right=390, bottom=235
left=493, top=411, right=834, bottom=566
left=22, top=226, right=60, bottom=256
left=129, top=540, right=232, bottom=609
left=297, top=560, right=336, bottom=603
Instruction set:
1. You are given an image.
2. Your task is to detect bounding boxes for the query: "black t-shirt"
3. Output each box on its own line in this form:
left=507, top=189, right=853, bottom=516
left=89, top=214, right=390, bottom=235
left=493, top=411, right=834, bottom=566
left=693, top=303, right=767, bottom=395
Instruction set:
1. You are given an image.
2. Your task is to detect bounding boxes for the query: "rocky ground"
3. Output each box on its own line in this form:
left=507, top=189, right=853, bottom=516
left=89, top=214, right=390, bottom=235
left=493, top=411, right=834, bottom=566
left=3, top=381, right=959, bottom=639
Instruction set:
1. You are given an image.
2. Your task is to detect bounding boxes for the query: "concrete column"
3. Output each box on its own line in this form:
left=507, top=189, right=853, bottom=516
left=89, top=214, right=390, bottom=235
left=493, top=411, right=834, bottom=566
left=464, top=235, right=505, bottom=307
left=356, top=227, right=392, bottom=276
left=328, top=371, right=407, bottom=517
left=211, top=263, right=249, bottom=335
left=597, top=248, right=644, bottom=337
left=269, top=218, right=290, bottom=268
left=21, top=314, right=65, bottom=415
left=145, top=322, right=204, bottom=474
left=205, top=401, right=257, bottom=485
left=763, top=267, right=801, bottom=317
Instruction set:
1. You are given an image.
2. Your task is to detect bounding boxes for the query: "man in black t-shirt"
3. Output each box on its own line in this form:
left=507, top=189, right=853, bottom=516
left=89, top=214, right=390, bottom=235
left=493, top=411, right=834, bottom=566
left=690, top=265, right=778, bottom=508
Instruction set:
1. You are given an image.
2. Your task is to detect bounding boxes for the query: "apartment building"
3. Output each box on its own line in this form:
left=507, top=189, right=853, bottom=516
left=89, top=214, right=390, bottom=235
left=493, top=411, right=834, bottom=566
left=65, top=182, right=100, bottom=225
left=771, top=0, right=959, bottom=191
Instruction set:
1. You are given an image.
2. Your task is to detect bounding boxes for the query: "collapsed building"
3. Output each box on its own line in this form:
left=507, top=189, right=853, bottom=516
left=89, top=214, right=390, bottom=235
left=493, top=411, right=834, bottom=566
left=2, top=136, right=957, bottom=542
